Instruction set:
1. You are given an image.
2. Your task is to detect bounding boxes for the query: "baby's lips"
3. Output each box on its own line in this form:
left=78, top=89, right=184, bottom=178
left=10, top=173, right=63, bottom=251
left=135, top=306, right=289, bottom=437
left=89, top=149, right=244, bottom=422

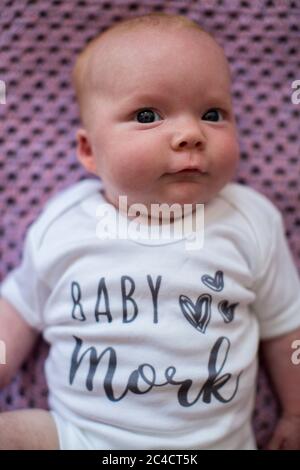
left=166, top=166, right=209, bottom=175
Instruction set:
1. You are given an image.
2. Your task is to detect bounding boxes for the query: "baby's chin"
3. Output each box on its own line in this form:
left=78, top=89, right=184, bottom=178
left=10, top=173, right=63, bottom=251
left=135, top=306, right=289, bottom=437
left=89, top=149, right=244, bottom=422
left=155, top=185, right=215, bottom=207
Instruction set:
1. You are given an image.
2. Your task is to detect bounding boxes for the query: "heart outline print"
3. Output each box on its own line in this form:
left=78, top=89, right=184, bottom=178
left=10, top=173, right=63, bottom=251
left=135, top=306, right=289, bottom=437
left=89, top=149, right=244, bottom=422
left=179, top=293, right=212, bottom=334
left=201, top=271, right=224, bottom=292
left=218, top=300, right=239, bottom=323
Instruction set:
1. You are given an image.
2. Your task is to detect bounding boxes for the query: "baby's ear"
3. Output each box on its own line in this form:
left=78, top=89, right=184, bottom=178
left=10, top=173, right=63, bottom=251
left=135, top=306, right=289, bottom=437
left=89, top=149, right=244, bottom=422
left=76, top=128, right=97, bottom=174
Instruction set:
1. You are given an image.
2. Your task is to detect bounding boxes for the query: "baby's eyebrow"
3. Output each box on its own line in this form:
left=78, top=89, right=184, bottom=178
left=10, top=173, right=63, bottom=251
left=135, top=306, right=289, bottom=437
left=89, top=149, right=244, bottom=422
left=118, top=90, right=232, bottom=110
left=119, top=92, right=168, bottom=106
left=204, top=92, right=232, bottom=106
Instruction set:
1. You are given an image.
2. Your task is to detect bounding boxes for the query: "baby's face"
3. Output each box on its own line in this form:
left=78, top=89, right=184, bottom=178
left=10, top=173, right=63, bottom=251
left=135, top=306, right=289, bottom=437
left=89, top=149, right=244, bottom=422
left=77, top=27, right=240, bottom=211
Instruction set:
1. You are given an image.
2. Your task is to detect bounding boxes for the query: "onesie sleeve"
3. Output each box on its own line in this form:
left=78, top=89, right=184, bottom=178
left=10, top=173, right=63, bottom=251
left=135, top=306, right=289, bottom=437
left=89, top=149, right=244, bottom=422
left=252, top=210, right=300, bottom=340
left=0, top=220, right=50, bottom=332
left=0, top=180, right=101, bottom=332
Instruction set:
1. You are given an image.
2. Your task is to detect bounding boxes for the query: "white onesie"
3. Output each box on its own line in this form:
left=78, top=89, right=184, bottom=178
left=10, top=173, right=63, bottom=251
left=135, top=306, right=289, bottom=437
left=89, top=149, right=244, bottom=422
left=1, top=178, right=300, bottom=449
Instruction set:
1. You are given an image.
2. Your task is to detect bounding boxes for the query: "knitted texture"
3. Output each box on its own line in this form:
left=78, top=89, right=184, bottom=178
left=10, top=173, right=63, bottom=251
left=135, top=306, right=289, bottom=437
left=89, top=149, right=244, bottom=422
left=0, top=0, right=299, bottom=449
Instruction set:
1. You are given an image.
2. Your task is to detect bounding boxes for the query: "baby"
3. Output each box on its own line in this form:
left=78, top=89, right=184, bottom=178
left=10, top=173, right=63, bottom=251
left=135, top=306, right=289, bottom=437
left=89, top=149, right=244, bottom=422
left=1, top=12, right=300, bottom=450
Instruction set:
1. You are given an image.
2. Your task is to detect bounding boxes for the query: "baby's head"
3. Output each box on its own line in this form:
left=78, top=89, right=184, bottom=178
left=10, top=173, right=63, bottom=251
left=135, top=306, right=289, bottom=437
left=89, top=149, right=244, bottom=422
left=72, top=13, right=240, bottom=211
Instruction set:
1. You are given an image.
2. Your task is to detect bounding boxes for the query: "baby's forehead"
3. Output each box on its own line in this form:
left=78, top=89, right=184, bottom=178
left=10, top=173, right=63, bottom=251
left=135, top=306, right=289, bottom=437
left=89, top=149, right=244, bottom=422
left=87, top=26, right=230, bottom=92
left=92, top=26, right=225, bottom=64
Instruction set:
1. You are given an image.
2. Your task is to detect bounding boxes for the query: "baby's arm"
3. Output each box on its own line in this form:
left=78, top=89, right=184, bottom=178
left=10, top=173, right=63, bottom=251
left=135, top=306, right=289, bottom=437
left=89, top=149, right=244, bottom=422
left=0, top=297, right=38, bottom=388
left=0, top=297, right=59, bottom=449
left=261, top=327, right=300, bottom=450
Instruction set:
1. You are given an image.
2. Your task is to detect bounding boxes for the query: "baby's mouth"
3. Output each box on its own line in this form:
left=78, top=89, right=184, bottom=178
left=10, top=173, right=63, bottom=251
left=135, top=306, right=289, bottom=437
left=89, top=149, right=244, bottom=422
left=175, top=169, right=207, bottom=175
left=164, top=169, right=208, bottom=179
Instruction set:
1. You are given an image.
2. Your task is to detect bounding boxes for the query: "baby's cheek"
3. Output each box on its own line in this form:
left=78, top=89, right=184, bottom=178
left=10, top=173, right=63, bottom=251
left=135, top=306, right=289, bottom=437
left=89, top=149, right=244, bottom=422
left=108, top=157, right=149, bottom=192
left=121, top=155, right=156, bottom=182
left=220, top=135, right=240, bottom=168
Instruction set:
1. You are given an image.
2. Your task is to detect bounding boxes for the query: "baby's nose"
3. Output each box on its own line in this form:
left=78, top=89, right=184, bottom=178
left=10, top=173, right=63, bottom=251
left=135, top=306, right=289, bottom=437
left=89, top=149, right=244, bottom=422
left=171, top=122, right=206, bottom=151
left=176, top=138, right=203, bottom=149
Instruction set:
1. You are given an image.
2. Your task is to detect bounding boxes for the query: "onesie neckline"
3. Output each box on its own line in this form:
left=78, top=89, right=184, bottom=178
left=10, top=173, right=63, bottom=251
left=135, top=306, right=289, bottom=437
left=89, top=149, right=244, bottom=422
left=79, top=180, right=204, bottom=247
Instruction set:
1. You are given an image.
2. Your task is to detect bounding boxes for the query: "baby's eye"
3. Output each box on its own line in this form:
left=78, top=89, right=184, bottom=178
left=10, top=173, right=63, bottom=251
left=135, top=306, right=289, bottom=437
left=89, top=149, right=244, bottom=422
left=134, top=108, right=161, bottom=124
left=202, top=108, right=224, bottom=122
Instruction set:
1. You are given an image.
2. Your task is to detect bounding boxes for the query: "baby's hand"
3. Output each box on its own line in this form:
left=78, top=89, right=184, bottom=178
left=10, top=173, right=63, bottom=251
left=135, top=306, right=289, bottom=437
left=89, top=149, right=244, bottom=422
left=266, top=413, right=300, bottom=450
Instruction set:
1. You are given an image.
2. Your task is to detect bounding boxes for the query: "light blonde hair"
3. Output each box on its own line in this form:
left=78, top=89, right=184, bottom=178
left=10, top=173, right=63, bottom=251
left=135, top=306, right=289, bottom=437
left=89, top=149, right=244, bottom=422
left=72, top=13, right=215, bottom=126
